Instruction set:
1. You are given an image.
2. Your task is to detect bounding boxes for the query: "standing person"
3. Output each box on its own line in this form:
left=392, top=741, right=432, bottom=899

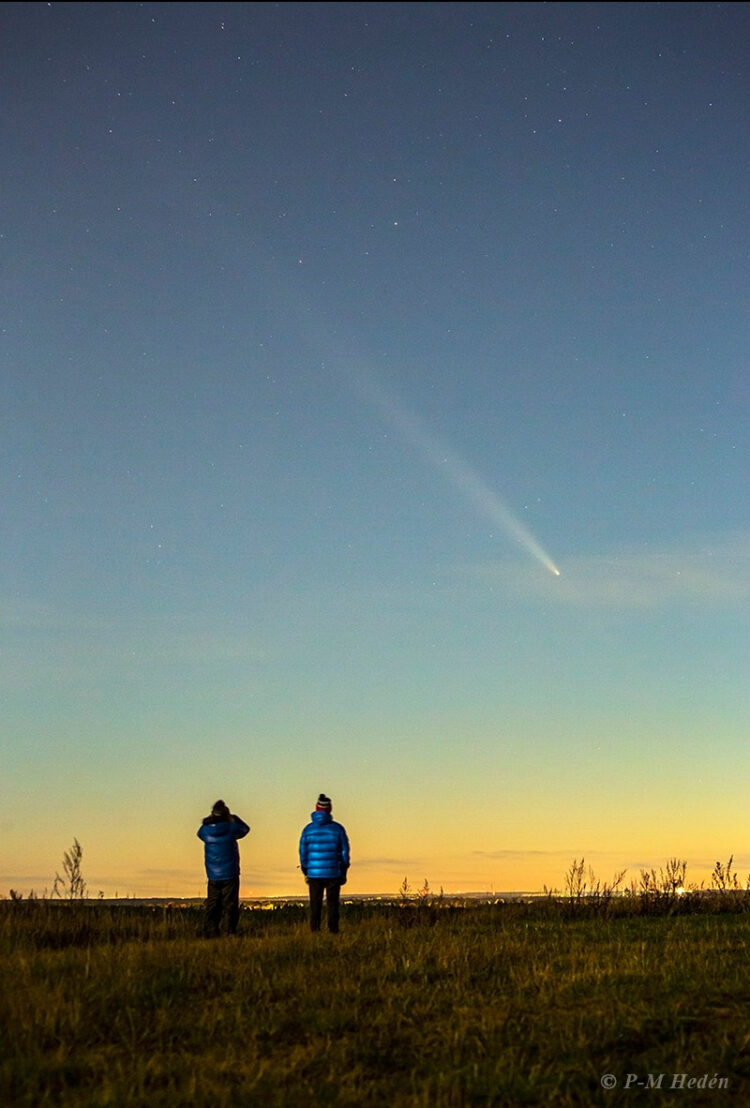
left=299, top=793, right=351, bottom=933
left=197, top=799, right=250, bottom=937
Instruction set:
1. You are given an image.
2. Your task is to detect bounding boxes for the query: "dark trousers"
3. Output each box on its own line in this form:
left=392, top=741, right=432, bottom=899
left=205, top=876, right=240, bottom=936
left=308, top=878, right=341, bottom=933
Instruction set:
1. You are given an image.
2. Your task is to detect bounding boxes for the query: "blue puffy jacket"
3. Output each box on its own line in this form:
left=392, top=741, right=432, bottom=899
left=299, top=811, right=350, bottom=880
left=197, top=815, right=250, bottom=881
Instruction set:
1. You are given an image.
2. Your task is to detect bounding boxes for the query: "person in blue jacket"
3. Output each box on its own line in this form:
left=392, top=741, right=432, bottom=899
left=299, top=793, right=351, bottom=933
left=197, top=799, right=250, bottom=937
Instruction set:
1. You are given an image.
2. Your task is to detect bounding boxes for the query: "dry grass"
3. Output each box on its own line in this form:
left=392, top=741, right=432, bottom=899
left=2, top=894, right=750, bottom=1105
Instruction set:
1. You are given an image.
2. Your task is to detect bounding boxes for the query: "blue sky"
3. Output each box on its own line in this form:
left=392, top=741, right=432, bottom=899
left=1, top=2, right=748, bottom=897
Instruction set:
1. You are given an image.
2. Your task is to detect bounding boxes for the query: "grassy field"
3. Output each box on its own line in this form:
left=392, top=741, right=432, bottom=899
left=2, top=894, right=750, bottom=1106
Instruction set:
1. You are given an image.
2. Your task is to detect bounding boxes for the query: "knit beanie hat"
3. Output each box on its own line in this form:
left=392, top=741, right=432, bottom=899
left=315, top=793, right=332, bottom=811
left=212, top=799, right=230, bottom=819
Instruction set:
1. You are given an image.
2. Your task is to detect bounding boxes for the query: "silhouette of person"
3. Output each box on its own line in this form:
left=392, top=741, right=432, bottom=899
left=299, top=793, right=350, bottom=933
left=197, top=799, right=250, bottom=937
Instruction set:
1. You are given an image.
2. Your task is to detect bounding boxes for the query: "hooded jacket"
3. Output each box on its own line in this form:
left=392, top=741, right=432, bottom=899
left=299, top=810, right=350, bottom=880
left=197, top=814, right=250, bottom=881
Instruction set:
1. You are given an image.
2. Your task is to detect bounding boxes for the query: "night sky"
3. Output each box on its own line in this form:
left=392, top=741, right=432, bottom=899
left=2, top=2, right=748, bottom=898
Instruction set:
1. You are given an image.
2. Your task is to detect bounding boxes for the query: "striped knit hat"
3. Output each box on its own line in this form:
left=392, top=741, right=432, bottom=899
left=315, top=793, right=332, bottom=811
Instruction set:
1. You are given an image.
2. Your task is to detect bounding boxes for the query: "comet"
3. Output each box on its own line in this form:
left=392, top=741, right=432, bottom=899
left=351, top=370, right=561, bottom=577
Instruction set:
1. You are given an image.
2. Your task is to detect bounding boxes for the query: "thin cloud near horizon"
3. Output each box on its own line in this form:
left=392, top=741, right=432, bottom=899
left=464, top=530, right=750, bottom=608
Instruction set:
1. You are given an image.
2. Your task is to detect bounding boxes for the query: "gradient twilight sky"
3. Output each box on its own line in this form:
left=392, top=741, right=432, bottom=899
left=2, top=2, right=748, bottom=899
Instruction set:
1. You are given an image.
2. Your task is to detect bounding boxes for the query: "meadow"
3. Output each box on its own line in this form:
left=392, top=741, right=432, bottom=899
left=2, top=880, right=750, bottom=1106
